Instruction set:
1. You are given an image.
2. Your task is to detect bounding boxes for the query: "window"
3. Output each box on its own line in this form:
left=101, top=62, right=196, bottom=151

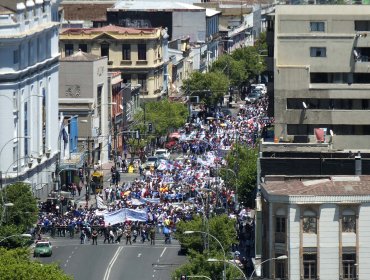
left=138, top=44, right=146, bottom=60
left=13, top=49, right=19, bottom=64
left=122, top=74, right=131, bottom=84
left=276, top=216, right=286, bottom=233
left=122, top=44, right=131, bottom=60
left=24, top=102, right=28, bottom=156
left=355, top=20, right=370, bottom=31
left=275, top=255, right=286, bottom=279
left=342, top=209, right=356, bottom=233
left=310, top=47, right=326, bottom=57
left=65, top=44, right=74, bottom=57
left=342, top=249, right=356, bottom=280
left=303, top=249, right=317, bottom=280
left=138, top=74, right=147, bottom=91
left=78, top=44, right=87, bottom=52
left=310, top=21, right=325, bottom=32
left=101, top=44, right=109, bottom=60
left=302, top=210, right=317, bottom=234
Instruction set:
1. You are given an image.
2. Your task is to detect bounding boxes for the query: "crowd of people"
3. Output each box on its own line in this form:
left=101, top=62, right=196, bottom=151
left=35, top=94, right=270, bottom=260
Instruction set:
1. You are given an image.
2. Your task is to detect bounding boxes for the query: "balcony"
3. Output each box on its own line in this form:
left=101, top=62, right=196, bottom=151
left=120, top=60, right=132, bottom=65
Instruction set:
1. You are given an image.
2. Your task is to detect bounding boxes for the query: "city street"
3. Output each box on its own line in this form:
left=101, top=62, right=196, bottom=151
left=39, top=237, right=186, bottom=280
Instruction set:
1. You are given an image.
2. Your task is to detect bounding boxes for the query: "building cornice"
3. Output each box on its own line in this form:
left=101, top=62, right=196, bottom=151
left=277, top=34, right=355, bottom=40
left=0, top=22, right=59, bottom=41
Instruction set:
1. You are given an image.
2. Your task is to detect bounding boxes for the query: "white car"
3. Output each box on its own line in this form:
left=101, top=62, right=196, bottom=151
left=154, top=149, right=171, bottom=160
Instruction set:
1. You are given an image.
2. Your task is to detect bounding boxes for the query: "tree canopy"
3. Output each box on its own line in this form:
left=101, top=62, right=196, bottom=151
left=0, top=183, right=38, bottom=248
left=0, top=248, right=72, bottom=280
left=222, top=145, right=258, bottom=207
left=133, top=99, right=188, bottom=137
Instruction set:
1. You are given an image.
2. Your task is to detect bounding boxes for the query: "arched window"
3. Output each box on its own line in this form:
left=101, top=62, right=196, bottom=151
left=302, top=209, right=317, bottom=234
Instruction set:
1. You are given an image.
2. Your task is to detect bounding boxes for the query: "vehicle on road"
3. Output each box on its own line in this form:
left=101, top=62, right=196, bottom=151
left=154, top=149, right=171, bottom=160
left=245, top=89, right=261, bottom=104
left=34, top=240, right=52, bottom=257
left=142, top=156, right=159, bottom=170
left=91, top=170, right=104, bottom=194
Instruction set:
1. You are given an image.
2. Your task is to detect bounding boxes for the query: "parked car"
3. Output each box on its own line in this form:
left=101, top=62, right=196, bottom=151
left=34, top=240, right=52, bottom=257
left=142, top=156, right=159, bottom=170
left=251, top=83, right=267, bottom=96
left=154, top=149, right=171, bottom=160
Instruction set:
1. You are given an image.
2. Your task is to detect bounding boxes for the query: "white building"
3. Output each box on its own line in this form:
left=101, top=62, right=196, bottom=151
left=260, top=175, right=370, bottom=280
left=0, top=0, right=60, bottom=199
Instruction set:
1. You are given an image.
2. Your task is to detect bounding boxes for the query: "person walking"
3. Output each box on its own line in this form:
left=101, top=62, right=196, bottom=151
left=125, top=227, right=132, bottom=245
left=91, top=229, right=98, bottom=245
left=103, top=227, right=111, bottom=244
left=109, top=229, right=115, bottom=244
left=115, top=227, right=123, bottom=243
left=150, top=226, right=156, bottom=245
left=80, top=229, right=86, bottom=244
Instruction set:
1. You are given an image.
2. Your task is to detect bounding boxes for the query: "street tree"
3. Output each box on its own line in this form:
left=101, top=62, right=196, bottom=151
left=182, top=71, right=229, bottom=105
left=0, top=247, right=72, bottom=280
left=175, top=214, right=237, bottom=255
left=133, top=99, right=188, bottom=137
left=210, top=54, right=248, bottom=89
left=0, top=182, right=38, bottom=248
left=222, top=144, right=258, bottom=207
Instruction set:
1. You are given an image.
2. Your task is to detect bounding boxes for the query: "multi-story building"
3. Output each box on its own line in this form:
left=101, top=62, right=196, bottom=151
left=59, top=51, right=110, bottom=166
left=274, top=5, right=370, bottom=150
left=59, top=25, right=168, bottom=100
left=0, top=0, right=60, bottom=199
left=260, top=175, right=370, bottom=280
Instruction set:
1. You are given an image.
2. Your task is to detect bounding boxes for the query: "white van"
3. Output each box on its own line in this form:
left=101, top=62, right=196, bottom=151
left=251, top=84, right=267, bottom=96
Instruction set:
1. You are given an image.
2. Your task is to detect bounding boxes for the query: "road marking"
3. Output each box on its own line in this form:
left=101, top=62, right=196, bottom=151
left=160, top=247, right=166, bottom=258
left=103, top=246, right=123, bottom=280
left=137, top=253, right=141, bottom=258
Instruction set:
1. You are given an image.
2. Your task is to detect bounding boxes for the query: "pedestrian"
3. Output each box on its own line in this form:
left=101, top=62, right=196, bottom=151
left=115, top=227, right=123, bottom=243
left=125, top=227, right=132, bottom=245
left=80, top=230, right=86, bottom=244
left=103, top=227, right=111, bottom=244
left=109, top=229, right=115, bottom=243
left=132, top=229, right=138, bottom=243
left=150, top=226, right=156, bottom=245
left=91, top=229, right=98, bottom=245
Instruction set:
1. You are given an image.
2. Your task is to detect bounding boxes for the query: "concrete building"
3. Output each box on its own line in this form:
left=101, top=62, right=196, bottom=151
left=260, top=175, right=370, bottom=280
left=0, top=0, right=60, bottom=199
left=274, top=5, right=370, bottom=150
left=59, top=51, right=110, bottom=165
left=59, top=25, right=168, bottom=100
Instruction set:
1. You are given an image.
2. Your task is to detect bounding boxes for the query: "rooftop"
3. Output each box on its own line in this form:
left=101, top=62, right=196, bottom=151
left=60, top=50, right=101, bottom=61
left=110, top=1, right=205, bottom=12
left=276, top=4, right=370, bottom=16
left=60, top=25, right=158, bottom=35
left=262, top=175, right=370, bottom=197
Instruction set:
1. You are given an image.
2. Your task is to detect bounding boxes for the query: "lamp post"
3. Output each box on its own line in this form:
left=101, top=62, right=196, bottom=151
left=184, top=231, right=226, bottom=280
left=0, top=233, right=32, bottom=244
left=249, top=255, right=288, bottom=280
left=208, top=258, right=247, bottom=280
left=0, top=202, right=14, bottom=225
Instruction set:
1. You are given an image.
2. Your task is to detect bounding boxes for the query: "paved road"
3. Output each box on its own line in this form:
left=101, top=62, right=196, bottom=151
left=38, top=237, right=186, bottom=280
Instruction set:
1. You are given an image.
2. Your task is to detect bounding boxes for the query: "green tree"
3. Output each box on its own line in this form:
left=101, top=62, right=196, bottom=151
left=0, top=247, right=72, bottom=280
left=182, top=71, right=229, bottom=105
left=222, top=145, right=258, bottom=207
left=210, top=53, right=248, bottom=89
left=133, top=99, right=188, bottom=137
left=231, top=46, right=266, bottom=84
left=0, top=183, right=38, bottom=248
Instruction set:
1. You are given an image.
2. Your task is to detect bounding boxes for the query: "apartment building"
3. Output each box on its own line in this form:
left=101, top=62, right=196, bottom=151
left=260, top=175, right=370, bottom=280
left=0, top=0, right=60, bottom=198
left=59, top=25, right=168, bottom=100
left=274, top=5, right=370, bottom=150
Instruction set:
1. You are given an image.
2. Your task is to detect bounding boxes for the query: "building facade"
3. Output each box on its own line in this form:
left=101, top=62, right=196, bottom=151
left=59, top=51, right=110, bottom=165
left=59, top=25, right=167, bottom=100
left=261, top=175, right=370, bottom=280
left=274, top=5, right=370, bottom=150
left=0, top=0, right=59, bottom=199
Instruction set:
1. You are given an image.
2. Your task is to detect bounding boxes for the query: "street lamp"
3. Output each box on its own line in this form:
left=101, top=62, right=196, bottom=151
left=184, top=231, right=226, bottom=280
left=208, top=258, right=247, bottom=280
left=0, top=202, right=14, bottom=225
left=249, top=255, right=288, bottom=280
left=0, top=233, right=32, bottom=244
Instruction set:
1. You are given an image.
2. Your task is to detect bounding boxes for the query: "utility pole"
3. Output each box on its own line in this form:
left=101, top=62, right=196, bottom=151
left=86, top=136, right=91, bottom=202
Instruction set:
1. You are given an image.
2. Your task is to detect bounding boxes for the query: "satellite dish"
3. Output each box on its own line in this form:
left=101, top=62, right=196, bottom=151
left=354, top=49, right=359, bottom=59
left=302, top=102, right=308, bottom=109
left=330, top=129, right=334, bottom=136
left=119, top=105, right=123, bottom=110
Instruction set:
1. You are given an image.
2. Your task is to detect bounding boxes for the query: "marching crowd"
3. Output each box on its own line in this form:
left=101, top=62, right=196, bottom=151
left=35, top=95, right=270, bottom=253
